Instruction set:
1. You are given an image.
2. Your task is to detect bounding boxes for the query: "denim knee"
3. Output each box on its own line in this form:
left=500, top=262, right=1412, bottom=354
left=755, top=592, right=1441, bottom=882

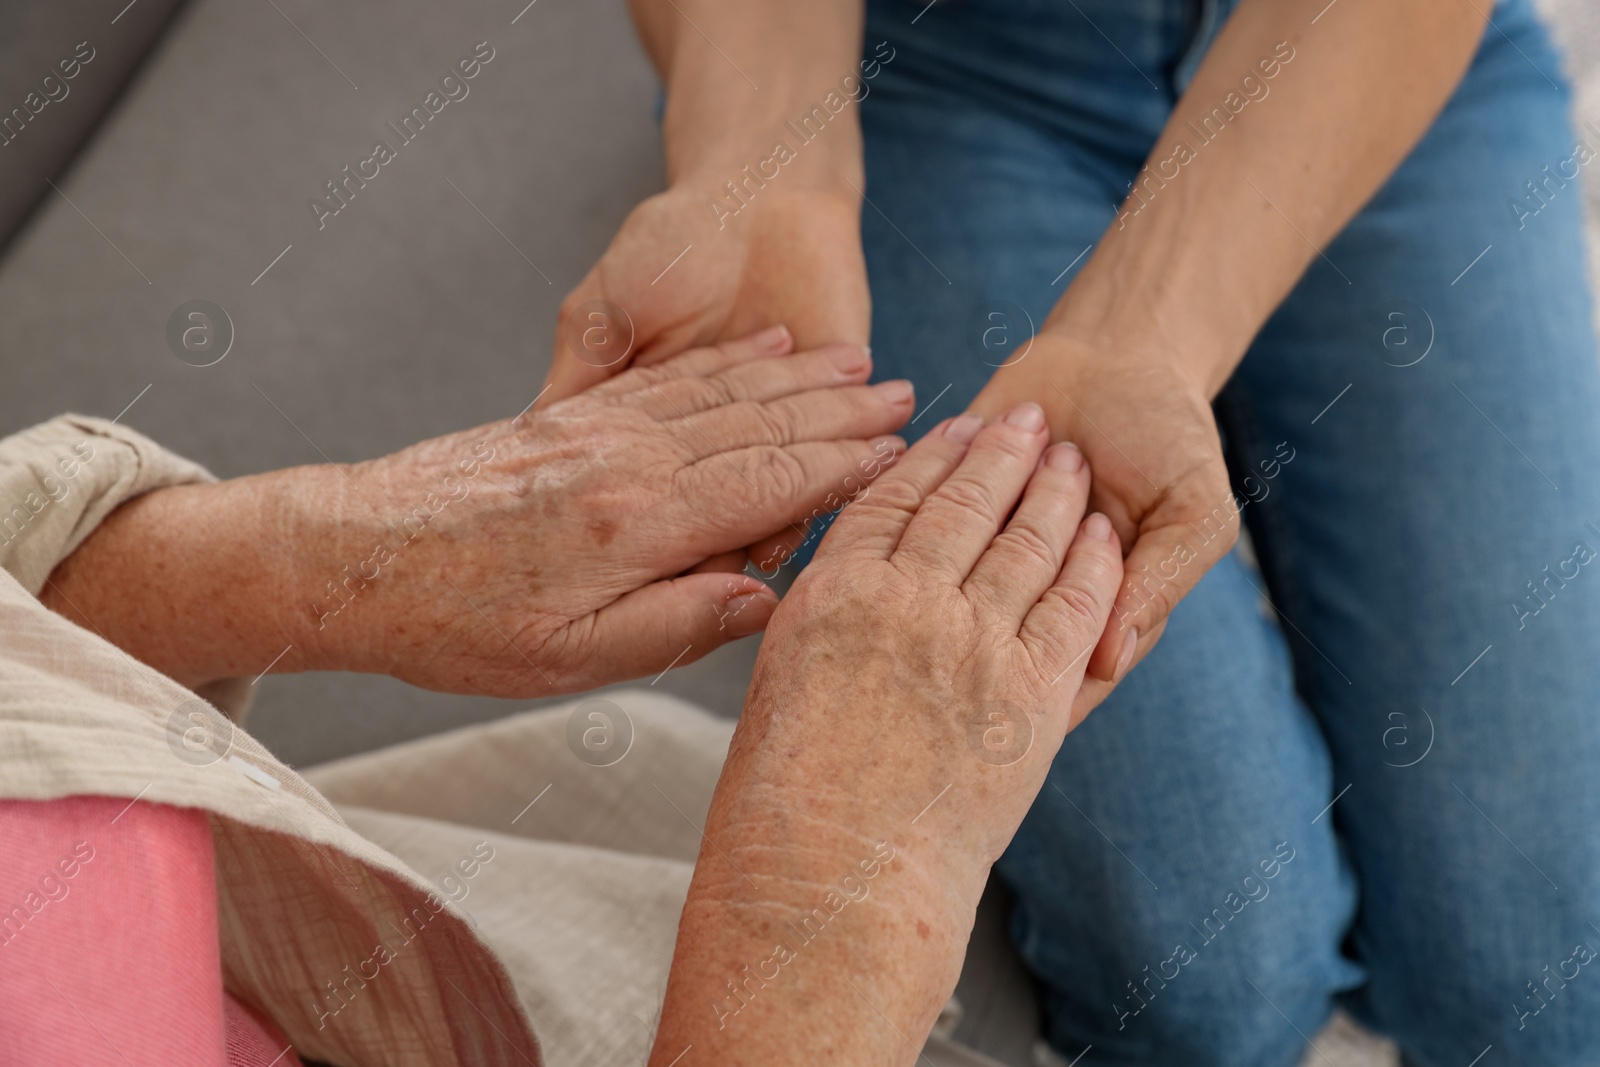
left=1354, top=899, right=1600, bottom=1067
left=1017, top=865, right=1342, bottom=1067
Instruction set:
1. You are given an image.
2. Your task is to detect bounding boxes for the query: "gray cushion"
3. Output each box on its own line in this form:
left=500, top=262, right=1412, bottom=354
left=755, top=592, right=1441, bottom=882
left=0, top=0, right=764, bottom=768
left=0, top=0, right=188, bottom=246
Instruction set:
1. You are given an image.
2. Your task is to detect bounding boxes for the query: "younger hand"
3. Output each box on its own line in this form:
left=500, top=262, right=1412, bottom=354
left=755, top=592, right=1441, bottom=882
left=541, top=185, right=868, bottom=405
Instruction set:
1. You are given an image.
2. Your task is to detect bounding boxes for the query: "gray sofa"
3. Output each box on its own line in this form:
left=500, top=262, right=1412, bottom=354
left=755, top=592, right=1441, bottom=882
left=3, top=2, right=1594, bottom=1065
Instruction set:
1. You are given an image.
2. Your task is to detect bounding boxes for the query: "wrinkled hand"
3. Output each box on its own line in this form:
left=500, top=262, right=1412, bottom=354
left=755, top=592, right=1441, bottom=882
left=306, top=331, right=911, bottom=696
left=653, top=406, right=1124, bottom=1065
left=540, top=185, right=868, bottom=405
left=706, top=404, right=1124, bottom=896
left=971, top=333, right=1237, bottom=700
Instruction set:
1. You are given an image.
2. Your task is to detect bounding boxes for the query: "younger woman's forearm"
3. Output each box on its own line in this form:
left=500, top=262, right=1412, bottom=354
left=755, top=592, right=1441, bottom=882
left=628, top=0, right=867, bottom=189
left=1051, top=0, right=1488, bottom=395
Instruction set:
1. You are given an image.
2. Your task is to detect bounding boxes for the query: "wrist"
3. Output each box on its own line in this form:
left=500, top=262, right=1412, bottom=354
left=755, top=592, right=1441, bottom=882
left=666, top=109, right=864, bottom=205
left=656, top=785, right=973, bottom=1064
left=1044, top=234, right=1247, bottom=399
left=1034, top=316, right=1219, bottom=400
left=262, top=461, right=384, bottom=676
left=38, top=469, right=330, bottom=687
left=658, top=35, right=874, bottom=198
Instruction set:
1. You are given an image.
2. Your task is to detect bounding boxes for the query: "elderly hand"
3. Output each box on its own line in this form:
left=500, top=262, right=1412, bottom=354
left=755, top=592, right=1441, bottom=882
left=42, top=331, right=912, bottom=696
left=651, top=404, right=1124, bottom=1065
left=970, top=332, right=1237, bottom=699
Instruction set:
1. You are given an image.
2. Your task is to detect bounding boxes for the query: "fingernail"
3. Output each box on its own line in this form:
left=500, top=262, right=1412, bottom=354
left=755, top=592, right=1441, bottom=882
left=945, top=412, right=985, bottom=442
left=1115, top=628, right=1138, bottom=680
left=875, top=379, right=915, bottom=405
left=1004, top=402, right=1045, bottom=431
left=723, top=593, right=770, bottom=636
left=753, top=325, right=790, bottom=353
left=830, top=344, right=869, bottom=373
left=1047, top=442, right=1085, bottom=472
left=1083, top=512, right=1113, bottom=541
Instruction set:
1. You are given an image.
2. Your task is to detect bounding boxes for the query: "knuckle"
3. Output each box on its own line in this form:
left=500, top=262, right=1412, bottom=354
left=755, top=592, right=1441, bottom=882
left=986, top=426, right=1042, bottom=462
left=993, top=523, right=1058, bottom=572
left=690, top=373, right=740, bottom=408
left=733, top=402, right=791, bottom=447
left=787, top=566, right=871, bottom=620
left=746, top=446, right=808, bottom=503
left=851, top=476, right=925, bottom=517
left=931, top=476, right=999, bottom=524
left=1045, top=578, right=1105, bottom=631
left=1214, top=525, right=1241, bottom=559
left=1078, top=554, right=1126, bottom=611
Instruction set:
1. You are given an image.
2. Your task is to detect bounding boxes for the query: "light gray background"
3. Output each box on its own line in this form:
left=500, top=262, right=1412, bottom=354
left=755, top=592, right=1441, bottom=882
left=3, top=2, right=1596, bottom=1065
left=0, top=0, right=766, bottom=772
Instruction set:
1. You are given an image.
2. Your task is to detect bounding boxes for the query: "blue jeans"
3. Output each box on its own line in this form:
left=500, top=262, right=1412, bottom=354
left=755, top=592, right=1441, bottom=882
left=859, top=0, right=1600, bottom=1064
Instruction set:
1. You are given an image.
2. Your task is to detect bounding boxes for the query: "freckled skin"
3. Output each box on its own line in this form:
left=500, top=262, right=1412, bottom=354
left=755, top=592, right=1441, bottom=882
left=36, top=333, right=911, bottom=700
left=653, top=413, right=1125, bottom=1067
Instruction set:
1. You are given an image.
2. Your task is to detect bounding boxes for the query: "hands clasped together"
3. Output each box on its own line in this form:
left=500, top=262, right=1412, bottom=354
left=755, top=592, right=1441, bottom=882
left=311, top=327, right=915, bottom=695
left=43, top=319, right=1131, bottom=1067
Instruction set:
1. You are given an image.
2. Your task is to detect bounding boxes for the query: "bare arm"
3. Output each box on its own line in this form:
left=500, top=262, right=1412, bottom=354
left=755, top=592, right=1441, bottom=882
left=628, top=0, right=865, bottom=189
left=540, top=0, right=872, bottom=401
left=973, top=0, right=1490, bottom=687
left=647, top=4, right=1493, bottom=1061
left=39, top=335, right=910, bottom=695
left=1057, top=0, right=1488, bottom=393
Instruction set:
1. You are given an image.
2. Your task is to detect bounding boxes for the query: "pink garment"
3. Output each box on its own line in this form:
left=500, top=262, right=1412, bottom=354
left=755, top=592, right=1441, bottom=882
left=0, top=795, right=301, bottom=1067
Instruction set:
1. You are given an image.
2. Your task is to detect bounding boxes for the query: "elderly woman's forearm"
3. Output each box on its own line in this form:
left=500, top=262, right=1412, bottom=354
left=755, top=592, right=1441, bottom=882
left=38, top=467, right=337, bottom=687
left=1050, top=0, right=1489, bottom=394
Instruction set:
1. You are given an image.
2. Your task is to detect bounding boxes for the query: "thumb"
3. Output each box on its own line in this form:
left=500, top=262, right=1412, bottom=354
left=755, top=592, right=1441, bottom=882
left=540, top=282, right=641, bottom=409
left=1086, top=475, right=1239, bottom=682
left=1069, top=617, right=1168, bottom=726
left=567, top=573, right=778, bottom=687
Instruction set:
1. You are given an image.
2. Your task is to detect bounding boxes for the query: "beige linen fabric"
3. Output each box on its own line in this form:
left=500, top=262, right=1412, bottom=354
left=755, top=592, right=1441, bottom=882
left=0, top=415, right=997, bottom=1067
left=305, top=697, right=735, bottom=1067
left=0, top=415, right=540, bottom=1067
left=304, top=701, right=996, bottom=1067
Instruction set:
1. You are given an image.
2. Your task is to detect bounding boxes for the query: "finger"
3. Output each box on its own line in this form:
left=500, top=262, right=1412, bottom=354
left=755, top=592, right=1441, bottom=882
left=815, top=414, right=985, bottom=564
left=892, top=403, right=1052, bottom=584
left=1066, top=617, right=1168, bottom=729
left=677, top=436, right=906, bottom=555
left=676, top=380, right=914, bottom=458
left=629, top=342, right=872, bottom=420
left=540, top=283, right=641, bottom=408
left=1020, top=512, right=1124, bottom=694
left=585, top=326, right=797, bottom=404
left=684, top=550, right=749, bottom=576
left=747, top=520, right=813, bottom=578
left=964, top=441, right=1092, bottom=623
left=568, top=572, right=778, bottom=687
left=1085, top=472, right=1239, bottom=682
